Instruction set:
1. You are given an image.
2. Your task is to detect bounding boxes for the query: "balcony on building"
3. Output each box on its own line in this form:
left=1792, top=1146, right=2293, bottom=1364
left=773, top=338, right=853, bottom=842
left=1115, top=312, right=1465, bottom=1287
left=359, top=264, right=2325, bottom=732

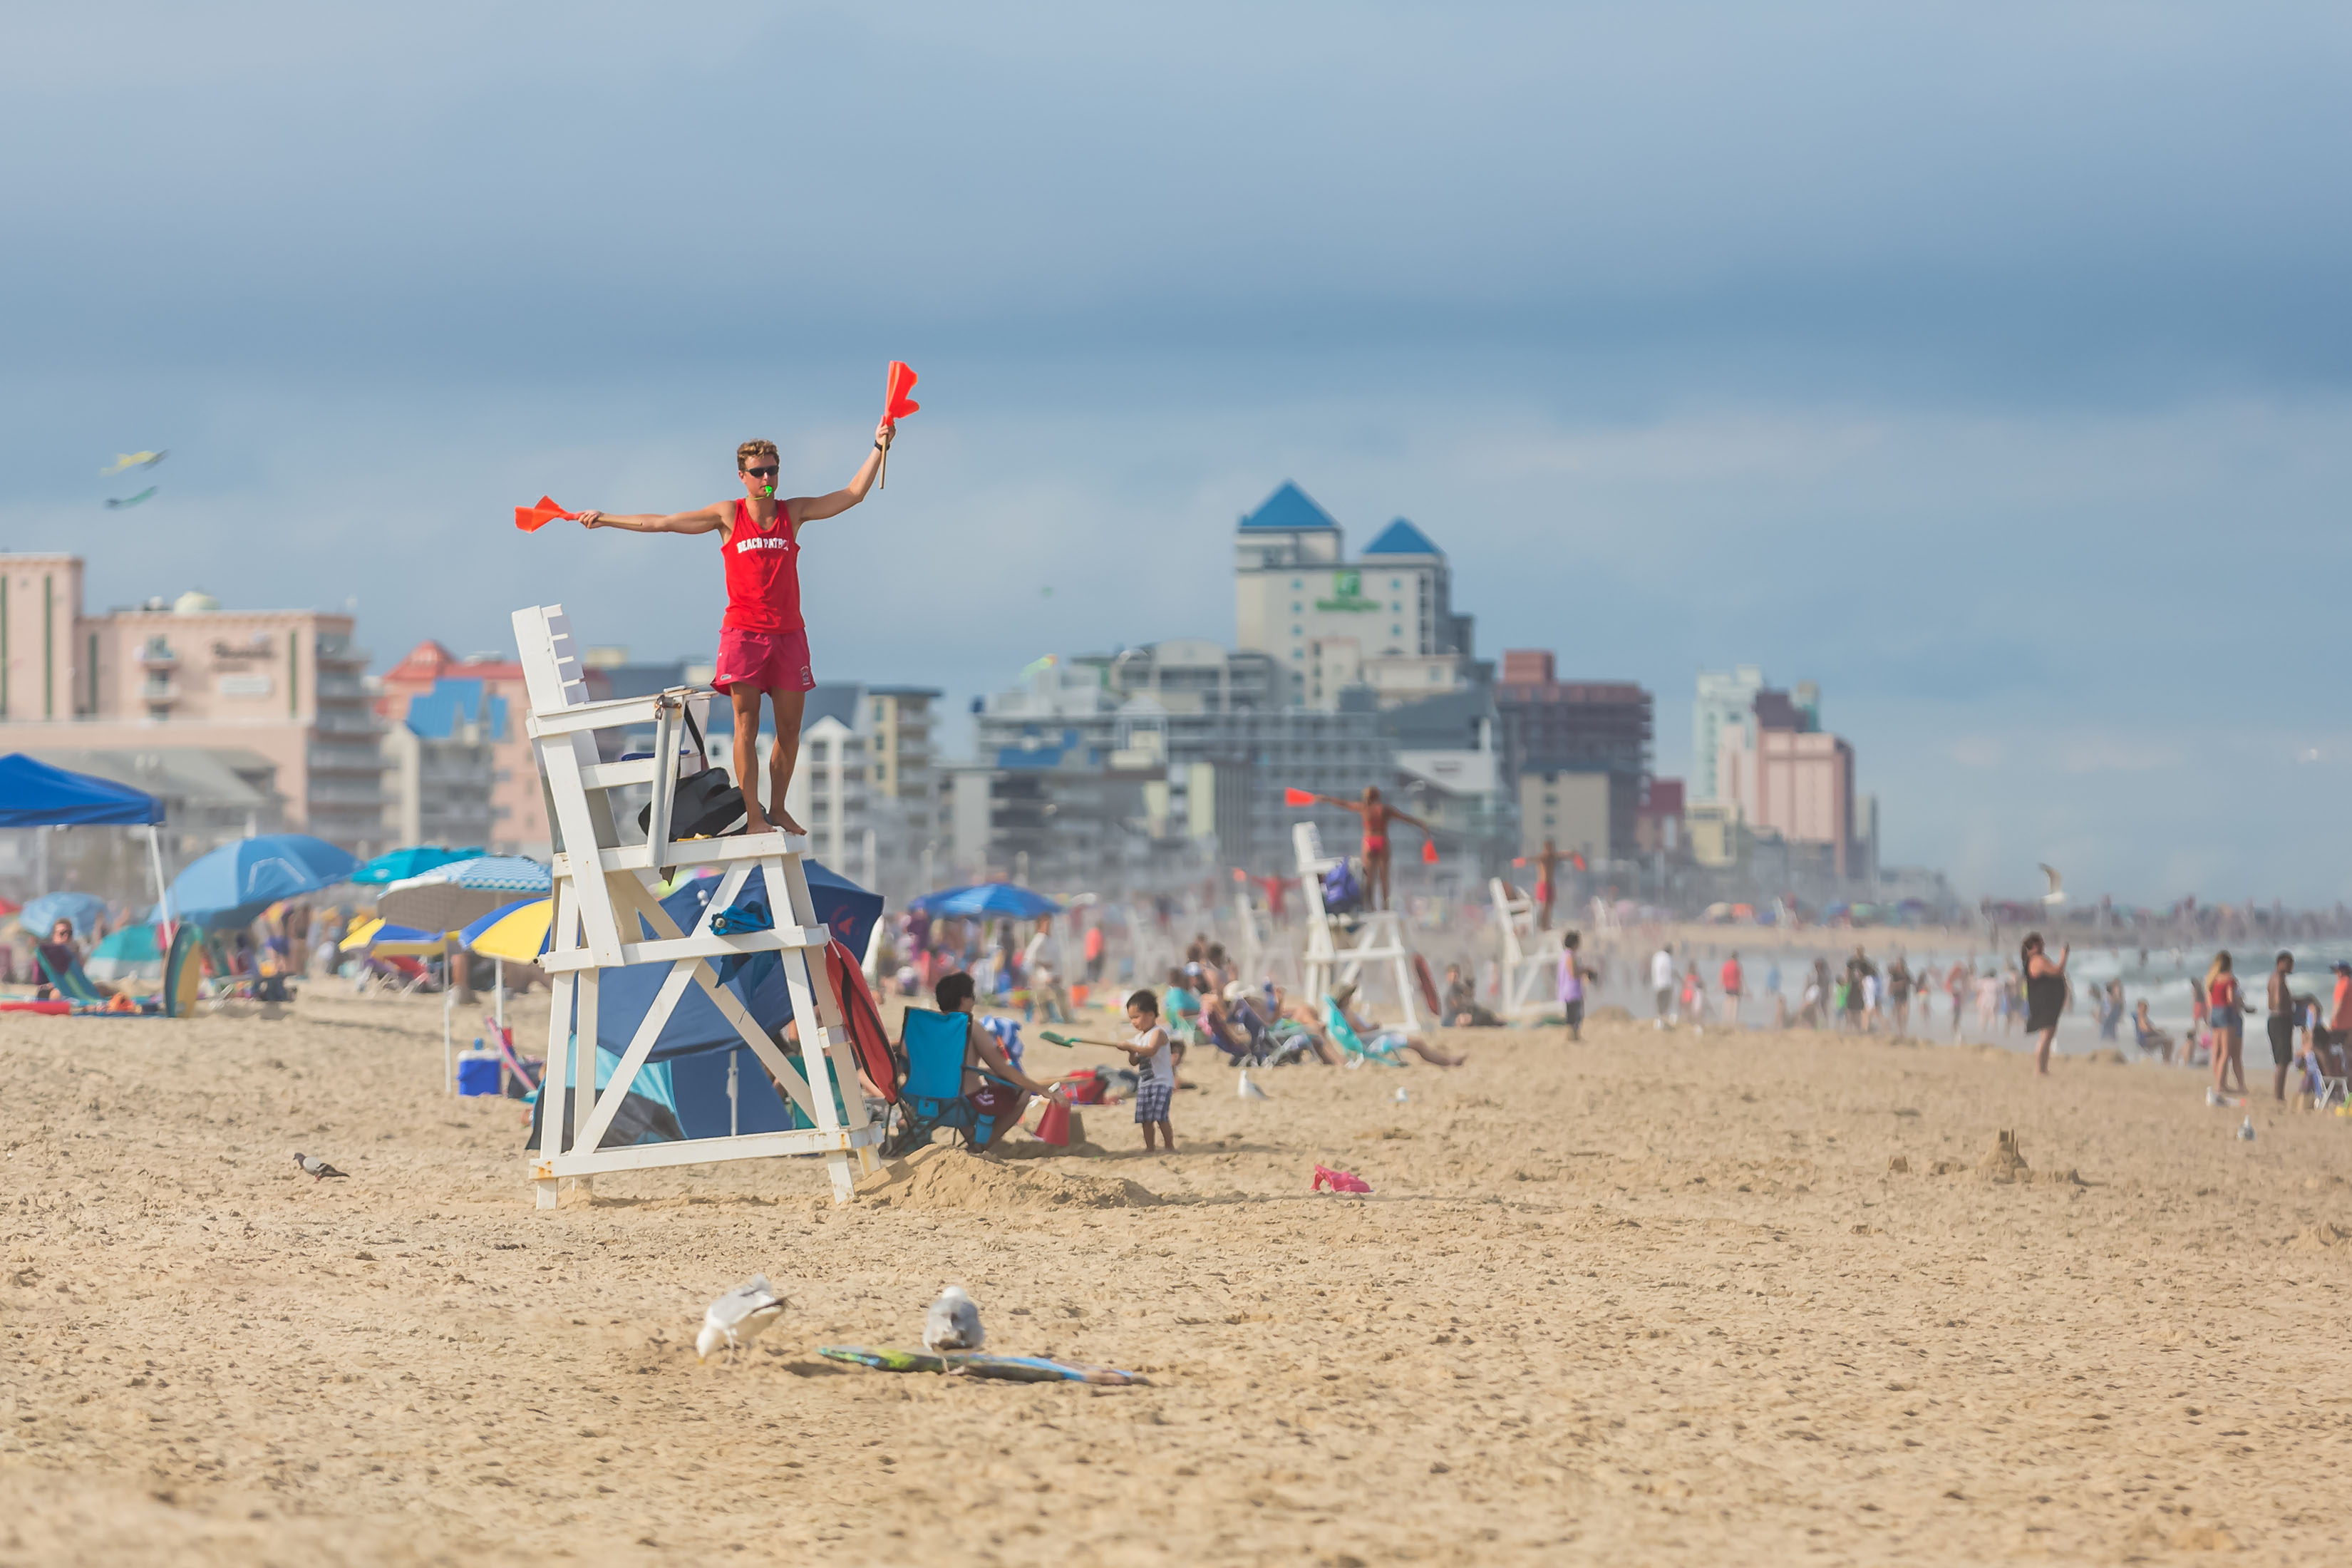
left=314, top=634, right=371, bottom=671
left=138, top=636, right=179, bottom=670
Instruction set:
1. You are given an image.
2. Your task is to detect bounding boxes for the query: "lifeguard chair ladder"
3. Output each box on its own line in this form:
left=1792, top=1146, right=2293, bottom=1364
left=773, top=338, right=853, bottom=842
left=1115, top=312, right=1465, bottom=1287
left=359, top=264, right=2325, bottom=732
left=1294, top=822, right=1423, bottom=1033
left=516, top=604, right=882, bottom=1209
left=1488, top=876, right=1556, bottom=1016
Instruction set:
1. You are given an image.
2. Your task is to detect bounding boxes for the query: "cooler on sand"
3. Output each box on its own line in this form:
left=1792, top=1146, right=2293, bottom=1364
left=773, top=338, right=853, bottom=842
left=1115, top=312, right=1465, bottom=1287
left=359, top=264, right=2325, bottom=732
left=457, top=1051, right=503, bottom=1096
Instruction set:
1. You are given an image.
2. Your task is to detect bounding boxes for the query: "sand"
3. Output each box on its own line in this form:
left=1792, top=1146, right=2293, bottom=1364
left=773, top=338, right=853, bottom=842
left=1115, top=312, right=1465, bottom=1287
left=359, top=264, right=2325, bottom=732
left=7, top=990, right=2352, bottom=1566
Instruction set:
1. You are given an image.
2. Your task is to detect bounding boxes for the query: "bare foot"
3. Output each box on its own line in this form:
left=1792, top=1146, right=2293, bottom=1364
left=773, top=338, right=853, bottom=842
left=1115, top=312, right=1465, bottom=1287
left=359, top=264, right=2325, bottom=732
left=741, top=804, right=771, bottom=836
left=773, top=806, right=806, bottom=835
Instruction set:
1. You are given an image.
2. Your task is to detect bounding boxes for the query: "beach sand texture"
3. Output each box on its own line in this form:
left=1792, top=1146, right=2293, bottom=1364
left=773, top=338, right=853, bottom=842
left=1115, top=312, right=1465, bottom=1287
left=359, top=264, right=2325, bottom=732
left=6, top=991, right=2350, bottom=1565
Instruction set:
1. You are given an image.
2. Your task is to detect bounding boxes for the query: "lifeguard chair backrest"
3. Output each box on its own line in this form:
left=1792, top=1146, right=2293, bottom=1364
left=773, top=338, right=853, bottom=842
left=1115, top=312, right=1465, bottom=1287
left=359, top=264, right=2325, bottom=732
left=899, top=1007, right=971, bottom=1102
left=1293, top=821, right=1327, bottom=871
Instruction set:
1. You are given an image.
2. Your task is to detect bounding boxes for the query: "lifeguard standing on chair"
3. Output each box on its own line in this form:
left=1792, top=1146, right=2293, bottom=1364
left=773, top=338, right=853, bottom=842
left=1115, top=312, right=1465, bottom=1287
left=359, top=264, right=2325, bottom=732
left=574, top=418, right=894, bottom=835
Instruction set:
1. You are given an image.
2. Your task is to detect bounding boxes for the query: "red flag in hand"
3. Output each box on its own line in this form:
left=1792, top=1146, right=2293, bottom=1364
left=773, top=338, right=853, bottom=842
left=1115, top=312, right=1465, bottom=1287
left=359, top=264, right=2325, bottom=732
left=1421, top=839, right=1440, bottom=865
left=883, top=361, right=920, bottom=425
left=1284, top=787, right=1315, bottom=808
left=514, top=495, right=576, bottom=533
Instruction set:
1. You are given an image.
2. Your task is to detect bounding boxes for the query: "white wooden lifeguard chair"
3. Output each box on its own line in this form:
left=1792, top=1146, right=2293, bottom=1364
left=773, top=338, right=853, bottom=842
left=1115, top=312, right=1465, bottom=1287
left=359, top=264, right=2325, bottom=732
left=1294, top=822, right=1423, bottom=1032
left=516, top=604, right=883, bottom=1209
left=1488, top=876, right=1557, bottom=1017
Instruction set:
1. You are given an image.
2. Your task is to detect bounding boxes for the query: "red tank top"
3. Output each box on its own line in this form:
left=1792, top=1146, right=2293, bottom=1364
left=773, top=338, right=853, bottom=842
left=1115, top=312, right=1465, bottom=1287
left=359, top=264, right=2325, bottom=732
left=721, top=499, right=803, bottom=634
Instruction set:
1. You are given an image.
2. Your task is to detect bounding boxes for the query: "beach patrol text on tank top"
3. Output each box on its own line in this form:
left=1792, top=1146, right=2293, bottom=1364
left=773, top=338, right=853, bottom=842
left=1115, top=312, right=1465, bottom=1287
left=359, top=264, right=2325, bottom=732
left=721, top=497, right=805, bottom=634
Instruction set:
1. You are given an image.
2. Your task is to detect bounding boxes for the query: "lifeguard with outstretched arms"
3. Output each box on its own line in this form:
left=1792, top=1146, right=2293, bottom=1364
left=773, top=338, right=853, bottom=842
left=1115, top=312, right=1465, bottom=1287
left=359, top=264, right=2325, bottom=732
left=574, top=419, right=894, bottom=835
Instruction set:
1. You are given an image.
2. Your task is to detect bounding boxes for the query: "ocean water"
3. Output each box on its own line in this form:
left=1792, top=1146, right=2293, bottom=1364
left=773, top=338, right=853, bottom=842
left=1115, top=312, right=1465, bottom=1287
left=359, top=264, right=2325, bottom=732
left=1590, top=939, right=2352, bottom=1062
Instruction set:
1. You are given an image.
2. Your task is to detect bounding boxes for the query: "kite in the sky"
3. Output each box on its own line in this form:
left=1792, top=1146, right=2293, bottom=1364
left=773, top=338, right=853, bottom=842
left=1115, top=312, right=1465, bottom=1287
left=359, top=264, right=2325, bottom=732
left=104, top=488, right=158, bottom=510
left=100, top=451, right=167, bottom=476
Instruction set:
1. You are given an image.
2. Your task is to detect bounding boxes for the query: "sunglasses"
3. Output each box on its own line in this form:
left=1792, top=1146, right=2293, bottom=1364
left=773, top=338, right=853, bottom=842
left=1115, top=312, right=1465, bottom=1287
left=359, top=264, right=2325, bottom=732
left=743, top=465, right=779, bottom=479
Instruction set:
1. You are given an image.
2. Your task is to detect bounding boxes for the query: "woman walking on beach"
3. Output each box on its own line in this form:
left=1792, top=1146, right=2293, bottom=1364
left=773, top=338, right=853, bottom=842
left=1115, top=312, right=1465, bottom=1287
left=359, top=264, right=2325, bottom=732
left=2207, top=951, right=2246, bottom=1098
left=2021, top=932, right=2070, bottom=1075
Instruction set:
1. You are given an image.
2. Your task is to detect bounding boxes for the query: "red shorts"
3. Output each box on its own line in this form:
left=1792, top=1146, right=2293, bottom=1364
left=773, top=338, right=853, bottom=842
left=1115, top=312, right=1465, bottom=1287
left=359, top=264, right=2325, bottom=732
left=713, top=626, right=814, bottom=693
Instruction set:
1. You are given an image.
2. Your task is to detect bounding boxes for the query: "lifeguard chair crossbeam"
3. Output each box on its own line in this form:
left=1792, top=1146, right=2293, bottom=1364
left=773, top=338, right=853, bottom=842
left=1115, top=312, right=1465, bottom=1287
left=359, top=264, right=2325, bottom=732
left=515, top=604, right=882, bottom=1209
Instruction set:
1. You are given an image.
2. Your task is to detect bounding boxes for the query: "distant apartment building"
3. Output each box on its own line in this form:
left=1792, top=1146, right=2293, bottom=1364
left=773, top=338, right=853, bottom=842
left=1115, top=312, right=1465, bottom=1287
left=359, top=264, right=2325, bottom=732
left=1700, top=670, right=1865, bottom=878
left=373, top=639, right=543, bottom=851
left=1494, top=650, right=1651, bottom=860
left=971, top=645, right=1393, bottom=876
left=0, top=557, right=386, bottom=852
left=1230, top=483, right=1477, bottom=710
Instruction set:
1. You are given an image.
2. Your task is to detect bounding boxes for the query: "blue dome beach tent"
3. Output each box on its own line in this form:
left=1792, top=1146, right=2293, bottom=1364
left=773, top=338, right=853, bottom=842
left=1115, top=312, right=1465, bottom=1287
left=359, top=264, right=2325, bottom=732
left=567, top=860, right=884, bottom=1140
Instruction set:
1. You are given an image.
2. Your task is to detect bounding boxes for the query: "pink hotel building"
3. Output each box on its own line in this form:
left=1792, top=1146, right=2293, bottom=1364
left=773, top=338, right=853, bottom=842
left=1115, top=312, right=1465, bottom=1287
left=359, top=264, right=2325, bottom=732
left=0, top=554, right=387, bottom=851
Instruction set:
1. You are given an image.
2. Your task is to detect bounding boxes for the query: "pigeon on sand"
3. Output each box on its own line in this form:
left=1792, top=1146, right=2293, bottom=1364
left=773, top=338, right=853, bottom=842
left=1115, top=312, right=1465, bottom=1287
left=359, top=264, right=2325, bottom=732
left=923, top=1286, right=984, bottom=1354
left=292, top=1153, right=348, bottom=1182
left=697, top=1274, right=786, bottom=1364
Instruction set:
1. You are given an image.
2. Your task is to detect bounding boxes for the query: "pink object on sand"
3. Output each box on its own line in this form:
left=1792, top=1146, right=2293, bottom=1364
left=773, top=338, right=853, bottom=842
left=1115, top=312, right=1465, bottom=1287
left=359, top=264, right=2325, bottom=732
left=1312, top=1163, right=1371, bottom=1194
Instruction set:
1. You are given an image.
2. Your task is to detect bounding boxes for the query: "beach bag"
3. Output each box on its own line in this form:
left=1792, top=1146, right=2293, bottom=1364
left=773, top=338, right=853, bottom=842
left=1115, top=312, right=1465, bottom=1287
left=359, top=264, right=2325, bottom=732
left=1321, top=860, right=1363, bottom=915
left=639, top=706, right=746, bottom=840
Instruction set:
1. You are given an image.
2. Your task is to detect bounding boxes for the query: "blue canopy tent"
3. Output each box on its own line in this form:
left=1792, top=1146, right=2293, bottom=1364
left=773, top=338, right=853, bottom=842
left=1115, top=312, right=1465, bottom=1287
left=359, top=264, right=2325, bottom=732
left=569, top=859, right=884, bottom=1140
left=907, top=882, right=1062, bottom=919
left=0, top=753, right=170, bottom=927
left=168, top=833, right=361, bottom=932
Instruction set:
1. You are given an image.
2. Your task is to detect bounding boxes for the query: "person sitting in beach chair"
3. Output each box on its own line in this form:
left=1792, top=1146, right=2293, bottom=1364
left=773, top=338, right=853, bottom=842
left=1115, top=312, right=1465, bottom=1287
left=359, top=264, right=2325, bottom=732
left=883, top=971, right=1068, bottom=1157
left=34, top=919, right=117, bottom=1004
left=1323, top=985, right=1468, bottom=1068
left=2130, top=1000, right=2175, bottom=1063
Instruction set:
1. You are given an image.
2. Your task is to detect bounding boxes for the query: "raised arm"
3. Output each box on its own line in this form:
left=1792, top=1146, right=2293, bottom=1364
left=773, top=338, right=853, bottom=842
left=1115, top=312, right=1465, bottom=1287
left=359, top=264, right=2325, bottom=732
left=1385, top=805, right=1433, bottom=835
left=786, top=418, right=895, bottom=527
left=572, top=501, right=728, bottom=535
left=968, top=1019, right=1066, bottom=1098
left=1309, top=794, right=1370, bottom=820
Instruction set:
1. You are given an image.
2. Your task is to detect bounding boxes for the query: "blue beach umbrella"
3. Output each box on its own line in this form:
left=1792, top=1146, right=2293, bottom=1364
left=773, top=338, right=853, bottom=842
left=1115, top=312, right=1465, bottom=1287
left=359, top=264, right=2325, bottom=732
left=376, top=856, right=552, bottom=932
left=907, top=882, right=1063, bottom=919
left=20, top=890, right=114, bottom=939
left=168, top=834, right=359, bottom=931
left=349, top=845, right=483, bottom=885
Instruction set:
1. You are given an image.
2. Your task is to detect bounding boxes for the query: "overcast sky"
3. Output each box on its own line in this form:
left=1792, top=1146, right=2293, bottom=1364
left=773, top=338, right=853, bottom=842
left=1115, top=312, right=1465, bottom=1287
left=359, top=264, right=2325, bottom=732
left=4, top=2, right=2348, bottom=903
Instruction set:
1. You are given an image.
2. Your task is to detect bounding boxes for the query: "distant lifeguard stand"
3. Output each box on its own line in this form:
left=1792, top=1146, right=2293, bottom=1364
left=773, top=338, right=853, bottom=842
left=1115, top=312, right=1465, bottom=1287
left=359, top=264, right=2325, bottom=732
left=1487, top=876, right=1557, bottom=1017
left=516, top=604, right=882, bottom=1209
left=1294, top=822, right=1423, bottom=1032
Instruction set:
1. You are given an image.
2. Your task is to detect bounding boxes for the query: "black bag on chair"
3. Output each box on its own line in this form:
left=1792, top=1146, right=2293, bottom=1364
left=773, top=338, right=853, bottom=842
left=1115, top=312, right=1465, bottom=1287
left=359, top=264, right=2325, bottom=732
left=638, top=705, right=747, bottom=840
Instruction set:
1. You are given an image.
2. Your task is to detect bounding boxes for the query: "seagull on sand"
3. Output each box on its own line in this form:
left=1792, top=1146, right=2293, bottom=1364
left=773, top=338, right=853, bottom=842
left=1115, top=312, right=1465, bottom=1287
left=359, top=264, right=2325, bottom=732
left=292, top=1153, right=348, bottom=1182
left=2038, top=863, right=2065, bottom=905
left=1237, top=1069, right=1269, bottom=1100
left=696, top=1274, right=786, bottom=1365
left=923, top=1286, right=984, bottom=1354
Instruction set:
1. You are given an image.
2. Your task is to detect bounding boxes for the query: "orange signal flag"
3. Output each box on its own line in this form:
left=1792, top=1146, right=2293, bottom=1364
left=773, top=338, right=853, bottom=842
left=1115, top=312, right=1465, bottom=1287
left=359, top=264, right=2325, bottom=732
left=1421, top=840, right=1440, bottom=865
left=883, top=361, right=920, bottom=425
left=514, top=495, right=577, bottom=532
left=1284, top=787, right=1315, bottom=807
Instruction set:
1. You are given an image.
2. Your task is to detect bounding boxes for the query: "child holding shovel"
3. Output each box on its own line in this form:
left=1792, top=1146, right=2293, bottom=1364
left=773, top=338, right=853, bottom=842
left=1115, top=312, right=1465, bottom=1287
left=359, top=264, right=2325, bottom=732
left=1043, top=990, right=1177, bottom=1152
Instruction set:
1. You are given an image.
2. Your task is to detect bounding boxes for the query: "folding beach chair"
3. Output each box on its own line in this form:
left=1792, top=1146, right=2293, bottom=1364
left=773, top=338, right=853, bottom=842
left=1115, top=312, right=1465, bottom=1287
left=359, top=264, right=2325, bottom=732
left=37, top=949, right=111, bottom=1008
left=882, top=1006, right=1020, bottom=1157
left=1321, top=996, right=1408, bottom=1068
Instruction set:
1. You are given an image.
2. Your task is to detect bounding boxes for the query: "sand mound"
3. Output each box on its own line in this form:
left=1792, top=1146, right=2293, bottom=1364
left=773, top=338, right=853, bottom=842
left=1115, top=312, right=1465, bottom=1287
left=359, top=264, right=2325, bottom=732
left=854, top=1144, right=1160, bottom=1211
left=2289, top=1222, right=2352, bottom=1252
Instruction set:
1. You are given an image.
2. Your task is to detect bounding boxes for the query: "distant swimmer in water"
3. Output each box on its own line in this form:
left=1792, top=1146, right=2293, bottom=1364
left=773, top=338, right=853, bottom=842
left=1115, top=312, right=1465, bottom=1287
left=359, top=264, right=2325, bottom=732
left=2022, top=931, right=2070, bottom=1075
